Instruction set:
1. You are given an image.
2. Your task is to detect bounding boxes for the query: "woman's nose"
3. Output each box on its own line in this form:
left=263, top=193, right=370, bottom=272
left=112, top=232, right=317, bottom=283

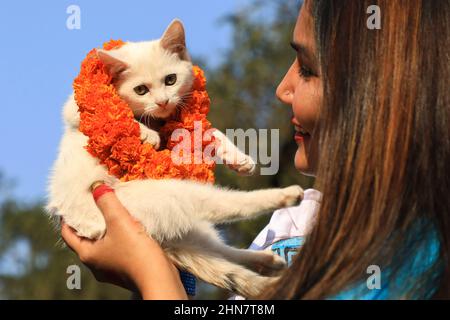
left=276, top=63, right=295, bottom=105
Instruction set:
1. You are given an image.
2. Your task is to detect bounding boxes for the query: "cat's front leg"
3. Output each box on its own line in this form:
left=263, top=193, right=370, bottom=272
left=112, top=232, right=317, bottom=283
left=212, top=129, right=256, bottom=176
left=138, top=122, right=161, bottom=150
left=196, top=184, right=304, bottom=224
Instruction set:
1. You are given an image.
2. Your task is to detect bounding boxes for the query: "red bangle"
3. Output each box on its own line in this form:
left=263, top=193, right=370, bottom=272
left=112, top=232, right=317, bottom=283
left=91, top=183, right=114, bottom=202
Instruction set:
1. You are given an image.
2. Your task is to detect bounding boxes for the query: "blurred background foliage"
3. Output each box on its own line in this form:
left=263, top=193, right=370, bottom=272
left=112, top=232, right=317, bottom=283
left=0, top=0, right=312, bottom=299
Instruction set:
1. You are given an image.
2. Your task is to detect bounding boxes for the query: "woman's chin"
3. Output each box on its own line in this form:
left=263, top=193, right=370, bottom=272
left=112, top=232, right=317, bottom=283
left=294, top=149, right=315, bottom=176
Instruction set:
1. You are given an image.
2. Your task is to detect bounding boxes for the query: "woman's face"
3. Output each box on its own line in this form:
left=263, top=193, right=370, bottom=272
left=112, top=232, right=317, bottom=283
left=276, top=3, right=322, bottom=176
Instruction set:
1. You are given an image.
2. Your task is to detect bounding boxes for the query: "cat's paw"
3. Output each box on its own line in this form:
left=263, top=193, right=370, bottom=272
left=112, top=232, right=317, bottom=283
left=74, top=220, right=106, bottom=240
left=139, top=124, right=161, bottom=150
left=249, top=250, right=287, bottom=276
left=213, top=130, right=256, bottom=176
left=266, top=252, right=287, bottom=271
left=279, top=185, right=304, bottom=207
left=229, top=154, right=256, bottom=176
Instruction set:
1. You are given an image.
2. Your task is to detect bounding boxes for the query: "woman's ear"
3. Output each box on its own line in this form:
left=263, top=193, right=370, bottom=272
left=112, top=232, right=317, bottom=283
left=97, top=49, right=129, bottom=77
left=160, top=19, right=190, bottom=61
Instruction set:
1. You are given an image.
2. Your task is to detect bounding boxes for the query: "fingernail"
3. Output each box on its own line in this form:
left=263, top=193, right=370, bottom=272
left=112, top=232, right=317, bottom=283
left=90, top=180, right=106, bottom=192
left=91, top=182, right=114, bottom=203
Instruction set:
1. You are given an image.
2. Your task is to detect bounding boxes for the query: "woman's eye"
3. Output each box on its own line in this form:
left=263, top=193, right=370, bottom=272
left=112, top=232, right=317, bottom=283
left=165, top=74, right=177, bottom=86
left=134, top=85, right=149, bottom=95
left=299, top=66, right=314, bottom=79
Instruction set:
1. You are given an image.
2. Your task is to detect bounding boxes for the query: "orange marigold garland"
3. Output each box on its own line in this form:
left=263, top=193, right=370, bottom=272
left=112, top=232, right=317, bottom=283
left=74, top=40, right=215, bottom=183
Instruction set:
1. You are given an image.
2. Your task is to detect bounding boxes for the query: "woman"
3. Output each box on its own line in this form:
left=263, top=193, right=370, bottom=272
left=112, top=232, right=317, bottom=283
left=264, top=0, right=449, bottom=299
left=62, top=0, right=450, bottom=299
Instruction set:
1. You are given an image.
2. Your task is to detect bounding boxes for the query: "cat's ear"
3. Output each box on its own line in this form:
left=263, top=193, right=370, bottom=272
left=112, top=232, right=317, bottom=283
left=97, top=49, right=129, bottom=77
left=161, top=19, right=190, bottom=61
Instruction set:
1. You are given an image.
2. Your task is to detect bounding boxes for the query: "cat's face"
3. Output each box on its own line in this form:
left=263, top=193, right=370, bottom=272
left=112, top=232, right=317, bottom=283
left=97, top=19, right=193, bottom=120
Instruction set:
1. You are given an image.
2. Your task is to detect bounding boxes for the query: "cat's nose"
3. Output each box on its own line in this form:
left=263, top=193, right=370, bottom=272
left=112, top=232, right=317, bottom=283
left=156, top=100, right=169, bottom=109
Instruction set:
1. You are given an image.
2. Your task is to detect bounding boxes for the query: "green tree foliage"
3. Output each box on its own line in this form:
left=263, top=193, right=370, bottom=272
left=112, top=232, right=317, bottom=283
left=0, top=194, right=130, bottom=299
left=0, top=0, right=312, bottom=299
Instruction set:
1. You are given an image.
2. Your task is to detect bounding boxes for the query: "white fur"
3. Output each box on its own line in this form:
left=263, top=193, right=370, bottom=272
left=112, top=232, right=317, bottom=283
left=47, top=20, right=304, bottom=297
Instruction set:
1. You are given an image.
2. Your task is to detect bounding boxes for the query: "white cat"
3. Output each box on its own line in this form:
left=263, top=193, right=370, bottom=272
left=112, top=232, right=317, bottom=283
left=46, top=19, right=304, bottom=298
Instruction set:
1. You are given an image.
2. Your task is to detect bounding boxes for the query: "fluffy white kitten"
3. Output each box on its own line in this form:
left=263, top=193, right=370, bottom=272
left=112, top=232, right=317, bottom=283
left=47, top=19, right=304, bottom=298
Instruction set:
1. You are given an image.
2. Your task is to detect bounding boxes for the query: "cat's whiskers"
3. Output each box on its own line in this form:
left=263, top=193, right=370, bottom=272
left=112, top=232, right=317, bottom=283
left=176, top=101, right=190, bottom=112
left=142, top=111, right=156, bottom=129
left=136, top=109, right=155, bottom=130
left=175, top=91, right=194, bottom=112
left=181, top=91, right=193, bottom=99
left=137, top=110, right=147, bottom=125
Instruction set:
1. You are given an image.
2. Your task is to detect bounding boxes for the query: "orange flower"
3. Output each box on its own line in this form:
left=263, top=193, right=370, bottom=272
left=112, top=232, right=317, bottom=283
left=74, top=40, right=215, bottom=183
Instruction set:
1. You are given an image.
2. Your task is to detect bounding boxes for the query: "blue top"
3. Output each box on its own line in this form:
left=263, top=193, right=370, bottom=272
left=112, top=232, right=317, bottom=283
left=331, top=225, right=442, bottom=300
left=271, top=225, right=443, bottom=300
left=189, top=212, right=442, bottom=299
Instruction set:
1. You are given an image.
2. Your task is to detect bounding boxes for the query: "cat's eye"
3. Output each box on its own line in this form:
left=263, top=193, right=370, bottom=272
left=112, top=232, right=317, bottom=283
left=134, top=85, right=149, bottom=95
left=165, top=74, right=177, bottom=86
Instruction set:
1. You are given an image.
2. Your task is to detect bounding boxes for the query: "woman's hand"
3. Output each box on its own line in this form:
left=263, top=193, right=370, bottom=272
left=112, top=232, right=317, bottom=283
left=60, top=183, right=188, bottom=300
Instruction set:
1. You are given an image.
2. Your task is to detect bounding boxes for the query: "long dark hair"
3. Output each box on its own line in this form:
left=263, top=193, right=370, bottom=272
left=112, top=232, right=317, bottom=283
left=263, top=0, right=450, bottom=299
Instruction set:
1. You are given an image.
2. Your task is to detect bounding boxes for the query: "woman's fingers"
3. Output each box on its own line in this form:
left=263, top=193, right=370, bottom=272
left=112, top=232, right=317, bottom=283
left=90, top=182, right=128, bottom=225
left=95, top=191, right=124, bottom=224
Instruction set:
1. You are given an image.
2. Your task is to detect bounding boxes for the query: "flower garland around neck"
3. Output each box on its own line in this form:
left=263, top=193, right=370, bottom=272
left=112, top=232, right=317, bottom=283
left=73, top=39, right=215, bottom=183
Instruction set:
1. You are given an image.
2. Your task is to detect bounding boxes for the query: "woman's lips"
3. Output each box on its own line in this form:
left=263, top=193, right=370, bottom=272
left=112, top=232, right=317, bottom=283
left=294, top=131, right=310, bottom=143
left=292, top=117, right=310, bottom=142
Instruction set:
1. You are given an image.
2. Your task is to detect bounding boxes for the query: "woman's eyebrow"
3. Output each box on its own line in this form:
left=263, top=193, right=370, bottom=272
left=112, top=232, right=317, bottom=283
left=290, top=41, right=317, bottom=64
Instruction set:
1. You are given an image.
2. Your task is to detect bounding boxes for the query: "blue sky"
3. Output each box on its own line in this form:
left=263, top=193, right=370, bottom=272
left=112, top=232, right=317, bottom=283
left=0, top=1, right=247, bottom=203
